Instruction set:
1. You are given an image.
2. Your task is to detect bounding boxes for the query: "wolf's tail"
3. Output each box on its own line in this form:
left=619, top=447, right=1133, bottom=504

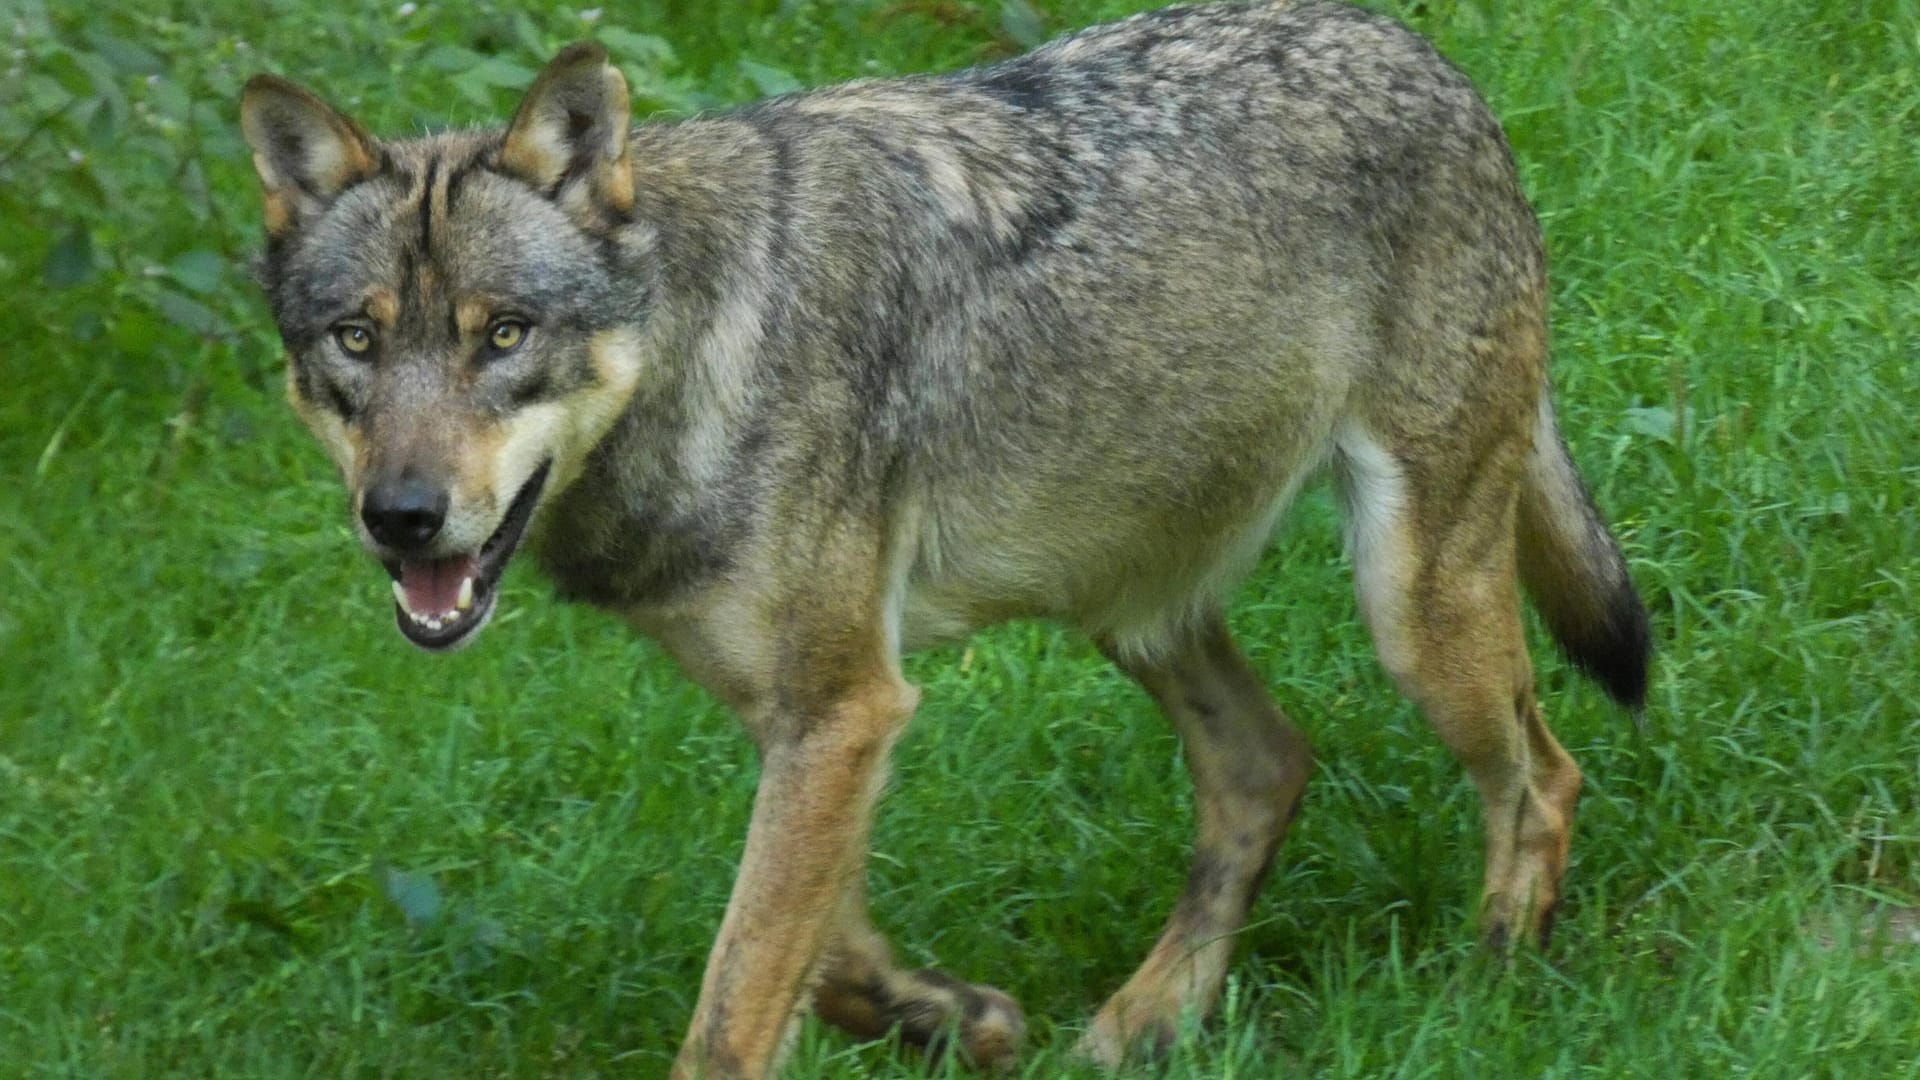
left=1516, top=395, right=1652, bottom=711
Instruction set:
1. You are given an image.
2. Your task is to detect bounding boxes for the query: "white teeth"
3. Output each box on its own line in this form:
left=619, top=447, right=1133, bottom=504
left=387, top=570, right=479, bottom=635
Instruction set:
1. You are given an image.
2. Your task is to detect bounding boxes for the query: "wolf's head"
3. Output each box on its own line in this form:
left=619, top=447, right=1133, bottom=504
left=241, top=45, right=651, bottom=652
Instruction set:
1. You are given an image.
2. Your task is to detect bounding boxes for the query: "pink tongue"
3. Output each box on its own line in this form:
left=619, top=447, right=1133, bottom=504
left=400, top=556, right=476, bottom=616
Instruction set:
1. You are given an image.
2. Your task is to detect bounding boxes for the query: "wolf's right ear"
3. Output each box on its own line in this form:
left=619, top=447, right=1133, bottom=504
left=500, top=42, right=634, bottom=214
left=240, top=75, right=381, bottom=238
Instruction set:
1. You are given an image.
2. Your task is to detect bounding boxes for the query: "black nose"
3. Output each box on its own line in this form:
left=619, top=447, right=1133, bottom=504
left=361, top=477, right=449, bottom=551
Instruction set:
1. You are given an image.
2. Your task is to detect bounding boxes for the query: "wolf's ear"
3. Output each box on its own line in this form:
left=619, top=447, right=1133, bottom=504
left=500, top=42, right=633, bottom=214
left=240, top=75, right=381, bottom=238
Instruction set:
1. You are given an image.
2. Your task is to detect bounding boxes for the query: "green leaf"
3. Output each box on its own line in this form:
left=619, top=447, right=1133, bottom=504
left=151, top=288, right=225, bottom=338
left=84, top=97, right=118, bottom=147
left=509, top=12, right=547, bottom=58
left=379, top=865, right=443, bottom=930
left=44, top=225, right=95, bottom=289
left=629, top=73, right=703, bottom=115
left=1622, top=404, right=1693, bottom=443
left=111, top=309, right=162, bottom=354
left=168, top=250, right=227, bottom=294
left=38, top=50, right=94, bottom=99
left=148, top=76, right=193, bottom=123
left=1000, top=0, right=1047, bottom=48
left=450, top=57, right=537, bottom=106
left=69, top=49, right=130, bottom=126
left=86, top=32, right=166, bottom=76
left=598, top=28, right=677, bottom=68
left=475, top=57, right=537, bottom=88
left=1622, top=405, right=1672, bottom=440
left=738, top=58, right=801, bottom=98
left=449, top=70, right=496, bottom=108
left=23, top=70, right=77, bottom=112
left=211, top=545, right=268, bottom=583
left=423, top=44, right=485, bottom=72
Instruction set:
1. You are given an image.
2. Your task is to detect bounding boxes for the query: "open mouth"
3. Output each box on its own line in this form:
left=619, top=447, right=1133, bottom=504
left=384, top=462, right=550, bottom=652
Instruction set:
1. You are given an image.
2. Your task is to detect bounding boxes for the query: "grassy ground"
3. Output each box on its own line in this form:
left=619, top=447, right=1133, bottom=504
left=4, top=0, right=1918, bottom=1075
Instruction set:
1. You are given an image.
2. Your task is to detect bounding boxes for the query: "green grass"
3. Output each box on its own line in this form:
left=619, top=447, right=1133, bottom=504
left=3, top=0, right=1918, bottom=1075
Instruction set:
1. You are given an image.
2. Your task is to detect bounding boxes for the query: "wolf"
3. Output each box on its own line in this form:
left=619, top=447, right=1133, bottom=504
left=239, top=0, right=1650, bottom=1074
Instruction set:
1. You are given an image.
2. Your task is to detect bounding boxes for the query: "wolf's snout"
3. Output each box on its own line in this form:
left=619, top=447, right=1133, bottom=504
left=361, top=477, right=450, bottom=551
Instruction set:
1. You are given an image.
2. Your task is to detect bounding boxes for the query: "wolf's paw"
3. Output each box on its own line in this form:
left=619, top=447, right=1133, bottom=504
left=819, top=965, right=1025, bottom=1072
left=896, top=969, right=1025, bottom=1072
left=1480, top=884, right=1562, bottom=955
left=1071, top=996, right=1183, bottom=1070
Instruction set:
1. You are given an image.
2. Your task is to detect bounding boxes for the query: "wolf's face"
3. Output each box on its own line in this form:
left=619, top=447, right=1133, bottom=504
left=242, top=46, right=649, bottom=651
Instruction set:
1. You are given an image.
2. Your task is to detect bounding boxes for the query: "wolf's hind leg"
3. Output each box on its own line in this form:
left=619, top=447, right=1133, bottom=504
left=1338, top=422, right=1582, bottom=950
left=1076, top=612, right=1313, bottom=1066
left=812, top=879, right=1026, bottom=1070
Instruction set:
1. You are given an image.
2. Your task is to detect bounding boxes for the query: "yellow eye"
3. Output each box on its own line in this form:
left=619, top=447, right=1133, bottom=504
left=488, top=319, right=527, bottom=352
left=334, top=324, right=374, bottom=356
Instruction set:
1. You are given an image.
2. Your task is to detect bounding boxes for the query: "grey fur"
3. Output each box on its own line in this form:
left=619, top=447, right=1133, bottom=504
left=544, top=1, right=1540, bottom=645
left=244, top=3, right=1650, bottom=1073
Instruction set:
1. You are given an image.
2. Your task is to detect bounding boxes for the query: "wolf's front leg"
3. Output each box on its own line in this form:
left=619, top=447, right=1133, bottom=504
left=673, top=676, right=917, bottom=1080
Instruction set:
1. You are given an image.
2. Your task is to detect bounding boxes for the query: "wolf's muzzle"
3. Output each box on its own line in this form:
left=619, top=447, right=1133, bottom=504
left=379, top=461, right=551, bottom=653
left=362, top=475, right=450, bottom=552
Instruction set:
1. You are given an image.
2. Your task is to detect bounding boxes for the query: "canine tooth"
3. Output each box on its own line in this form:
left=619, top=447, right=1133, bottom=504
left=457, top=577, right=474, bottom=612
left=392, top=580, right=408, bottom=609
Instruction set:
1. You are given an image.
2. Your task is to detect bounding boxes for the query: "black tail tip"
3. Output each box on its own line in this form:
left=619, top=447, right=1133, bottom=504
left=1562, top=588, right=1652, bottom=713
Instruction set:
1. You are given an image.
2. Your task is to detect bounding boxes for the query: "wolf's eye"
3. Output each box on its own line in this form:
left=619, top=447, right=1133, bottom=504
left=487, top=319, right=529, bottom=353
left=333, top=324, right=375, bottom=357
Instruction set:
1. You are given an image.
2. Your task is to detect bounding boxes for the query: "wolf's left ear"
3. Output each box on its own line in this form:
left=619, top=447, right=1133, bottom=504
left=240, top=75, right=381, bottom=238
left=500, top=42, right=634, bottom=214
